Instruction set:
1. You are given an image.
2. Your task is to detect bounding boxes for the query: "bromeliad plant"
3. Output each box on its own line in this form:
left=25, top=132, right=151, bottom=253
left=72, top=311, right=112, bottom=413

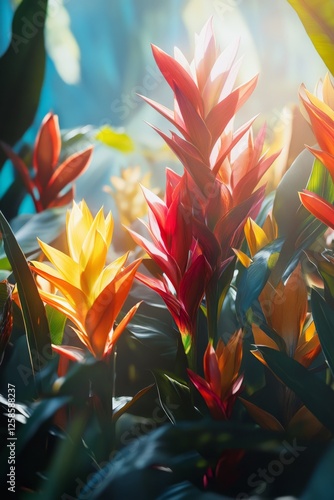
left=30, top=200, right=141, bottom=361
left=2, top=3, right=334, bottom=499
left=129, top=18, right=278, bottom=363
left=1, top=112, right=93, bottom=213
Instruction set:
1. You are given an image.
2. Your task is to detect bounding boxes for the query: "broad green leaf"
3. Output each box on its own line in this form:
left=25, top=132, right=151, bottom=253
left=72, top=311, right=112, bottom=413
left=154, top=371, right=201, bottom=423
left=16, top=396, right=70, bottom=456
left=258, top=346, right=334, bottom=433
left=287, top=0, right=334, bottom=75
left=82, top=420, right=282, bottom=499
left=112, top=385, right=154, bottom=422
left=271, top=155, right=334, bottom=284
left=235, top=238, right=283, bottom=324
left=37, top=411, right=90, bottom=500
left=0, top=0, right=48, bottom=166
left=311, top=289, right=334, bottom=375
left=273, top=149, right=314, bottom=237
left=95, top=125, right=134, bottom=153
left=0, top=211, right=52, bottom=391
left=0, top=207, right=66, bottom=270
left=45, top=304, right=67, bottom=346
left=157, top=482, right=225, bottom=499
left=301, top=442, right=334, bottom=500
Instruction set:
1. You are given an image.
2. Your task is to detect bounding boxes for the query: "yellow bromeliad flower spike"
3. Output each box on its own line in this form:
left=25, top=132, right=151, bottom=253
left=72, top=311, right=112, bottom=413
left=233, top=214, right=278, bottom=268
left=30, top=200, right=141, bottom=360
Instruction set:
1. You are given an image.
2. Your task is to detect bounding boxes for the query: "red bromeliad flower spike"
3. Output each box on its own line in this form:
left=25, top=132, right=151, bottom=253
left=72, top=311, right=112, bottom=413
left=1, top=112, right=93, bottom=212
left=128, top=171, right=212, bottom=354
left=130, top=19, right=279, bottom=351
left=143, top=18, right=264, bottom=190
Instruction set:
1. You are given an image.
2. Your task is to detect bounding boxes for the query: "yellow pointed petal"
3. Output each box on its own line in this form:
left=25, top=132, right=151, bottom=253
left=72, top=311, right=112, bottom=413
left=244, top=218, right=269, bottom=256
left=80, top=230, right=108, bottom=297
left=31, top=261, right=87, bottom=316
left=104, top=211, right=114, bottom=247
left=37, top=238, right=80, bottom=287
left=36, top=288, right=85, bottom=330
left=233, top=248, right=252, bottom=268
left=305, top=87, right=334, bottom=123
left=322, top=73, right=334, bottom=110
left=66, top=200, right=93, bottom=261
left=95, top=252, right=129, bottom=294
left=70, top=326, right=95, bottom=357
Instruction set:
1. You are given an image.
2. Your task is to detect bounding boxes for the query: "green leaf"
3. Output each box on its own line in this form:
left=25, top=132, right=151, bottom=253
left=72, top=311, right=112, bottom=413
left=154, top=371, right=200, bottom=423
left=235, top=238, right=284, bottom=324
left=273, top=149, right=314, bottom=237
left=81, top=420, right=282, bottom=499
left=95, top=125, right=134, bottom=153
left=271, top=155, right=334, bottom=284
left=157, top=482, right=225, bottom=499
left=0, top=0, right=48, bottom=166
left=14, top=395, right=70, bottom=457
left=0, top=207, right=66, bottom=270
left=0, top=211, right=52, bottom=391
left=311, top=289, right=334, bottom=375
left=302, top=442, right=334, bottom=500
left=258, top=346, right=334, bottom=433
left=112, top=384, right=154, bottom=422
left=38, top=411, right=90, bottom=500
left=45, top=304, right=67, bottom=346
left=287, top=0, right=334, bottom=75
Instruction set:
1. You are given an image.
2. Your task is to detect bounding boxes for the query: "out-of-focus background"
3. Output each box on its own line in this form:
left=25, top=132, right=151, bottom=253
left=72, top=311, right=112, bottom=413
left=0, top=0, right=327, bottom=134
left=0, top=0, right=327, bottom=212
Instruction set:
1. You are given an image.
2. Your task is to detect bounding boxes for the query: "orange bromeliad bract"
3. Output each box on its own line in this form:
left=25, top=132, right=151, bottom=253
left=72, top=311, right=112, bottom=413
left=299, top=74, right=334, bottom=226
left=187, top=330, right=243, bottom=420
left=30, top=200, right=141, bottom=360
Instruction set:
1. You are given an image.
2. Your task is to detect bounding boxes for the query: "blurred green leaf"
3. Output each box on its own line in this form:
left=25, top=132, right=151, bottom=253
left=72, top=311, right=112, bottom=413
left=16, top=396, right=70, bottom=456
left=157, top=482, right=227, bottom=499
left=45, top=305, right=67, bottom=346
left=235, top=238, right=283, bottom=324
left=0, top=0, right=48, bottom=167
left=287, top=0, right=334, bottom=75
left=0, top=207, right=66, bottom=270
left=154, top=371, right=200, bottom=423
left=95, top=125, right=134, bottom=153
left=272, top=155, right=334, bottom=284
left=112, top=385, right=154, bottom=422
left=311, top=289, right=334, bottom=375
left=0, top=211, right=52, bottom=391
left=82, top=420, right=282, bottom=499
left=38, top=411, right=90, bottom=500
left=301, top=442, right=334, bottom=500
left=258, top=346, right=334, bottom=433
